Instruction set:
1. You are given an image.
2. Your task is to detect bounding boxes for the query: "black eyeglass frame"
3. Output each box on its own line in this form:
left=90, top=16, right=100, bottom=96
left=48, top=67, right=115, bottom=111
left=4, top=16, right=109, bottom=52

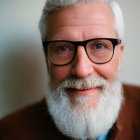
left=42, top=38, right=121, bottom=66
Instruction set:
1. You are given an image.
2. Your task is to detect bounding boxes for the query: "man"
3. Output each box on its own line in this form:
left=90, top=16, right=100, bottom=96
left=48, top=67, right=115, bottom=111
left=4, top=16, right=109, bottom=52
left=0, top=0, right=140, bottom=140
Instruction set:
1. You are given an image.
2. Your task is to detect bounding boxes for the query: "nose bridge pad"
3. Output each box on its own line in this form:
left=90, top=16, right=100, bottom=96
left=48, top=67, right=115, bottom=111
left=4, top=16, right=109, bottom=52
left=71, top=43, right=94, bottom=78
left=73, top=41, right=89, bottom=61
left=73, top=44, right=90, bottom=65
left=84, top=45, right=93, bottom=63
left=71, top=45, right=78, bottom=63
left=83, top=44, right=89, bottom=58
left=79, top=43, right=92, bottom=64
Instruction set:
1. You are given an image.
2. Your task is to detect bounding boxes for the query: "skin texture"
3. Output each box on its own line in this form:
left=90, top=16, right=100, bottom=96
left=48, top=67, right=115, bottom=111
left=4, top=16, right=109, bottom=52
left=46, top=3, right=124, bottom=108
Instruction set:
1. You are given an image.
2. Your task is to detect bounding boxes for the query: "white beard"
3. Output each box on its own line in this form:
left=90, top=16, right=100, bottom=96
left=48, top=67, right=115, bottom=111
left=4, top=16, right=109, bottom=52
left=45, top=75, right=123, bottom=139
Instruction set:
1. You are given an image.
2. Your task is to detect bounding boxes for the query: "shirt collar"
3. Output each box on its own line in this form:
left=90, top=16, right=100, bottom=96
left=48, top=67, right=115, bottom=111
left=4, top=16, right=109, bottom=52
left=97, top=130, right=109, bottom=140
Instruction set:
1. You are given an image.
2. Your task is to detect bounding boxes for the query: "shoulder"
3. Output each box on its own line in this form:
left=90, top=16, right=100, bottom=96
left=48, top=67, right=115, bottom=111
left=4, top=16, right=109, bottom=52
left=0, top=98, right=69, bottom=140
left=122, top=83, right=140, bottom=95
left=122, top=83, right=140, bottom=102
left=116, top=84, right=140, bottom=138
left=108, top=84, right=140, bottom=139
left=0, top=98, right=47, bottom=124
left=121, top=83, right=140, bottom=115
left=0, top=99, right=48, bottom=139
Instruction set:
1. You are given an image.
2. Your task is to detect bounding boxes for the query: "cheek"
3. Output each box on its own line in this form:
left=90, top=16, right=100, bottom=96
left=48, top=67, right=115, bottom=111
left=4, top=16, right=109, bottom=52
left=95, top=52, right=120, bottom=80
left=50, top=65, right=71, bottom=86
left=96, top=64, right=118, bottom=80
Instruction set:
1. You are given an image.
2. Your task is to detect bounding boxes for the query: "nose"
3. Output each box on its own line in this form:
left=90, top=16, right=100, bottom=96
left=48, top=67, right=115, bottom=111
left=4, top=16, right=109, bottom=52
left=71, top=46, right=96, bottom=78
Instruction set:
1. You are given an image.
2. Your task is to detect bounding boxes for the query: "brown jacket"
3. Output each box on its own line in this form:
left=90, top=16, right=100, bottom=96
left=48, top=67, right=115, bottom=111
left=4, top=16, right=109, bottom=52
left=0, top=84, right=140, bottom=140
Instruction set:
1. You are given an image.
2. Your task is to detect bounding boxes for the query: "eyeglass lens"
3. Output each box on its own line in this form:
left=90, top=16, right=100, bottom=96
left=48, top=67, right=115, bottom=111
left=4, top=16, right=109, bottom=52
left=47, top=39, right=114, bottom=65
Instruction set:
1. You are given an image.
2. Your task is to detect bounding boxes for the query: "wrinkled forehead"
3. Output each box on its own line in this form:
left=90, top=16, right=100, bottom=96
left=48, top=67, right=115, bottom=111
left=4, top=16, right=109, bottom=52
left=48, top=3, right=114, bottom=25
left=47, top=2, right=116, bottom=39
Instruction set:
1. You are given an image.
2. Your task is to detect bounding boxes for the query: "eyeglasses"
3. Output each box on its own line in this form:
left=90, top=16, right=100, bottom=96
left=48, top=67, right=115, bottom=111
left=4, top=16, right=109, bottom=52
left=42, top=38, right=121, bottom=66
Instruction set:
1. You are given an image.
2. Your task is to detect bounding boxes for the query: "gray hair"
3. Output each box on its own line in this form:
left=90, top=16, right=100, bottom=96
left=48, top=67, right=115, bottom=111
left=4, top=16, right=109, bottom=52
left=39, top=0, right=124, bottom=41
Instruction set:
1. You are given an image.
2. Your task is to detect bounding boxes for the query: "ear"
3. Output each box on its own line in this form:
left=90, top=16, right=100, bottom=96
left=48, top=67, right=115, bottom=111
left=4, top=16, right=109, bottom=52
left=118, top=43, right=124, bottom=70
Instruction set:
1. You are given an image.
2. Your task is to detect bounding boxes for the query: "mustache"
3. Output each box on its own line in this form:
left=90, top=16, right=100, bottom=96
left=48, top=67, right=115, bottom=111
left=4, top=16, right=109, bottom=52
left=56, top=76, right=107, bottom=90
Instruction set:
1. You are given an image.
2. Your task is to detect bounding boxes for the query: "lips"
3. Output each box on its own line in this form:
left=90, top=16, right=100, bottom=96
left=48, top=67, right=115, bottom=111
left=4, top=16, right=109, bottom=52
left=66, top=87, right=99, bottom=96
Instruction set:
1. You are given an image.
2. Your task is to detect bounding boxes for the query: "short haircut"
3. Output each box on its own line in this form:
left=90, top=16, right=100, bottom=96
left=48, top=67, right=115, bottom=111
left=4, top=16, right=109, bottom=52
left=39, top=0, right=124, bottom=41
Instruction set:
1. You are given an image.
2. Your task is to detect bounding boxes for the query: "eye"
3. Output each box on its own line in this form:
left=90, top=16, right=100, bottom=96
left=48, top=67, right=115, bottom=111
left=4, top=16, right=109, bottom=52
left=58, top=45, right=69, bottom=52
left=47, top=41, right=75, bottom=57
left=94, top=43, right=105, bottom=49
left=54, top=43, right=74, bottom=55
left=56, top=45, right=73, bottom=54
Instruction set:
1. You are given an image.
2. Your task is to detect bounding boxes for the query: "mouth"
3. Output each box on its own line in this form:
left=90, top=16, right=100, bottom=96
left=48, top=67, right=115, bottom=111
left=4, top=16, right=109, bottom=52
left=66, top=87, right=100, bottom=96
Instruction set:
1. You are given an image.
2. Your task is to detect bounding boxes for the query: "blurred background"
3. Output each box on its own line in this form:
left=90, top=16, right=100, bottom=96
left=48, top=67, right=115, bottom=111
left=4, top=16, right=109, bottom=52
left=0, top=0, right=140, bottom=118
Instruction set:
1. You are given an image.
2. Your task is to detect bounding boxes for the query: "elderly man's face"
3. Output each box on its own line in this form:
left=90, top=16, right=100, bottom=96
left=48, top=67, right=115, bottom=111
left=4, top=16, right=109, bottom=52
left=46, top=3, right=123, bottom=107
left=45, top=3, right=124, bottom=139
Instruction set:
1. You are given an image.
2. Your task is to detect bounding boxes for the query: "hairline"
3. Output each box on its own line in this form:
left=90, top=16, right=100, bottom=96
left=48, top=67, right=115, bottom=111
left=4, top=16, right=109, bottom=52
left=39, top=1, right=124, bottom=41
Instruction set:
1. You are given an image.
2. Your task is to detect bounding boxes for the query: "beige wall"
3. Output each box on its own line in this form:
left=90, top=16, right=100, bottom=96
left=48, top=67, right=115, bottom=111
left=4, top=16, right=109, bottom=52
left=118, top=0, right=140, bottom=85
left=0, top=0, right=140, bottom=118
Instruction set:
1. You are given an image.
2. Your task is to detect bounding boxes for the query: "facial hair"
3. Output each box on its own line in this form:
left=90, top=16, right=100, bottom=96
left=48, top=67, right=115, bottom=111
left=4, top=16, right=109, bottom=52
left=45, top=75, right=123, bottom=139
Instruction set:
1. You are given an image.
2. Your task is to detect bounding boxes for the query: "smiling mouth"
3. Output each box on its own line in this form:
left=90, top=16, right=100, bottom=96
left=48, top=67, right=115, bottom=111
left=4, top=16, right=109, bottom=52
left=66, top=87, right=100, bottom=96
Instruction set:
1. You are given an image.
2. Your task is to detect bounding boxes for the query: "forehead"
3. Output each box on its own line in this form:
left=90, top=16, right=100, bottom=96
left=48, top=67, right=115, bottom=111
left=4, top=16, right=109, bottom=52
left=47, top=2, right=116, bottom=40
